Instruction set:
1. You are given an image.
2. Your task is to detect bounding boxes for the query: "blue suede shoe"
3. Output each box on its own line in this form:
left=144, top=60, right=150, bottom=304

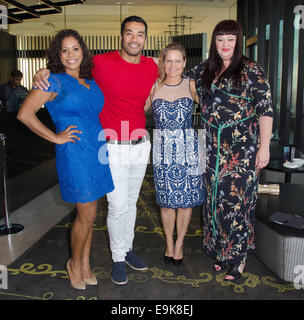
left=125, top=250, right=148, bottom=271
left=111, top=262, right=128, bottom=285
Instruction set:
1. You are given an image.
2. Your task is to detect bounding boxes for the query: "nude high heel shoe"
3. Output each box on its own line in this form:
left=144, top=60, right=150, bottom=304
left=83, top=274, right=98, bottom=286
left=66, top=259, right=86, bottom=290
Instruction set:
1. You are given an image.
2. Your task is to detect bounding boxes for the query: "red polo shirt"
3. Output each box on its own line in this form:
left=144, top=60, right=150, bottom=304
left=92, top=51, right=158, bottom=141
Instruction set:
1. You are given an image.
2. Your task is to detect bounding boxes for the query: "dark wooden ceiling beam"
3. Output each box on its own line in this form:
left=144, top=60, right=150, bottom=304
left=3, top=0, right=87, bottom=24
left=11, top=10, right=60, bottom=20
left=8, top=1, right=86, bottom=13
left=7, top=13, right=23, bottom=23
left=0, top=0, right=40, bottom=17
left=39, top=0, right=62, bottom=13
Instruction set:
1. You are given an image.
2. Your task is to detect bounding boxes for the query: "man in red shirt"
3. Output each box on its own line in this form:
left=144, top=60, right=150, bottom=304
left=94, top=16, right=158, bottom=285
left=33, top=16, right=158, bottom=286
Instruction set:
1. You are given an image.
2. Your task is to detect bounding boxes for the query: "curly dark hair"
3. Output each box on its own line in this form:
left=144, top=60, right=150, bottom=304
left=47, top=29, right=93, bottom=80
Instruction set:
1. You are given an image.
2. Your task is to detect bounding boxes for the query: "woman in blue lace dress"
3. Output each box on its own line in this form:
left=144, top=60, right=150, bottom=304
left=145, top=43, right=206, bottom=266
left=18, top=29, right=114, bottom=290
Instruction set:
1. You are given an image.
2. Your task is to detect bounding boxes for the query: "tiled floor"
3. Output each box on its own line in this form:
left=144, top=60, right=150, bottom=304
left=0, top=184, right=74, bottom=267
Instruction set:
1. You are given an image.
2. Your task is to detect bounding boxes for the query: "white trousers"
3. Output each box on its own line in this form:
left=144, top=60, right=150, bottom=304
left=106, top=140, right=151, bottom=262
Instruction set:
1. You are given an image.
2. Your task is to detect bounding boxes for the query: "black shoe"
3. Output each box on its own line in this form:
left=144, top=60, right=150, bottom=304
left=224, top=263, right=245, bottom=281
left=172, top=258, right=183, bottom=266
left=164, top=255, right=173, bottom=264
left=213, top=261, right=228, bottom=272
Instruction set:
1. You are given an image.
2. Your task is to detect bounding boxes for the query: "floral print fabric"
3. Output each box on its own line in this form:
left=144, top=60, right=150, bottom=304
left=186, top=58, right=273, bottom=264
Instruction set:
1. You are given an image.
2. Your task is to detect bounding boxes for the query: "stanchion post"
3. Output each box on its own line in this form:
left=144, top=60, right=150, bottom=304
left=0, top=133, right=24, bottom=236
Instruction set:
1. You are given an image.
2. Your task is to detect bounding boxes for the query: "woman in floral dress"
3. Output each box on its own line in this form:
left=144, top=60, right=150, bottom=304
left=186, top=20, right=273, bottom=281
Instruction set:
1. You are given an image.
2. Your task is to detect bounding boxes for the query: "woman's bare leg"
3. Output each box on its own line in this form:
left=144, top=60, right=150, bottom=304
left=69, top=200, right=97, bottom=283
left=160, top=207, right=176, bottom=257
left=81, top=225, right=95, bottom=279
left=174, top=208, right=192, bottom=260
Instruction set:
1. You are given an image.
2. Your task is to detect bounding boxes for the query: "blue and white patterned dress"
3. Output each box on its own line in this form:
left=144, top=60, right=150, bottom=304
left=152, top=78, right=206, bottom=209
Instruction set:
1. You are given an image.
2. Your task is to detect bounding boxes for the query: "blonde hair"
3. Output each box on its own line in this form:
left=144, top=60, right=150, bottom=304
left=157, top=42, right=187, bottom=85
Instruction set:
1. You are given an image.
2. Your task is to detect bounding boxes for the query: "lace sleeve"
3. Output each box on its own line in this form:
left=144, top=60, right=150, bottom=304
left=33, top=73, right=62, bottom=102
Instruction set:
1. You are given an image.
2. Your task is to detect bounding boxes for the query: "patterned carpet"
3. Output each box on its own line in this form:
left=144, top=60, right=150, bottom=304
left=1, top=164, right=304, bottom=301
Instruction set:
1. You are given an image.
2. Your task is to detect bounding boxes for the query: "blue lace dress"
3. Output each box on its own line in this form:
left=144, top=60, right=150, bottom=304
left=41, top=73, right=114, bottom=203
left=152, top=78, right=206, bottom=209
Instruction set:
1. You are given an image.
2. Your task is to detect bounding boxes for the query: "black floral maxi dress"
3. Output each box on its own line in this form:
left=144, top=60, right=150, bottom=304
left=186, top=58, right=273, bottom=265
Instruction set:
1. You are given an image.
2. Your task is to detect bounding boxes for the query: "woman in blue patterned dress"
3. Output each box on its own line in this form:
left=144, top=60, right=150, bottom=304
left=145, top=43, right=206, bottom=266
left=185, top=20, right=273, bottom=281
left=18, top=30, right=114, bottom=289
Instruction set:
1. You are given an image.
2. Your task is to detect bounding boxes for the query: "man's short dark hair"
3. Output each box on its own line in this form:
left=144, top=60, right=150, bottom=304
left=120, top=16, right=148, bottom=36
left=11, top=70, right=23, bottom=78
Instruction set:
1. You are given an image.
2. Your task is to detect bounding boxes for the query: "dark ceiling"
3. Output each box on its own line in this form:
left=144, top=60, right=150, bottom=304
left=0, top=0, right=86, bottom=24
